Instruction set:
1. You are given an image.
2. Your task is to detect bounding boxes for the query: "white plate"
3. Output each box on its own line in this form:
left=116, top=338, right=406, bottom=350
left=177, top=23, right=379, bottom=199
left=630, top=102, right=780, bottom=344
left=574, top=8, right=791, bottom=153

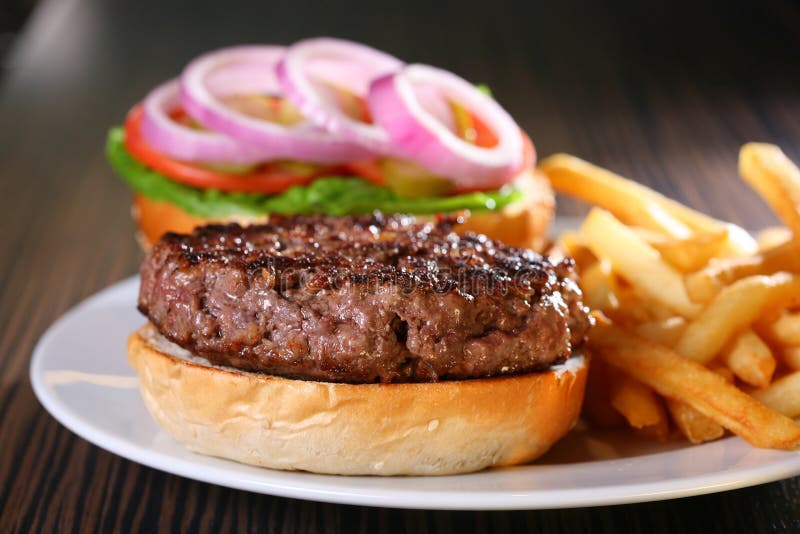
left=30, top=275, right=800, bottom=510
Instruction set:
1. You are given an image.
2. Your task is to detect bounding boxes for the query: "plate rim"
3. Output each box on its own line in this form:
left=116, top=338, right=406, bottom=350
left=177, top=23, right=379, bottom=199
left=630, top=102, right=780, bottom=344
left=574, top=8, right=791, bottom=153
left=30, top=274, right=800, bottom=510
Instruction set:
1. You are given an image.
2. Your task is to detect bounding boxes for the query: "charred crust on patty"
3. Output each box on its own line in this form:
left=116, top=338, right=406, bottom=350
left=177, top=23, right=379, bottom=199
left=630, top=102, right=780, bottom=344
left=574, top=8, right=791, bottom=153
left=138, top=214, right=592, bottom=383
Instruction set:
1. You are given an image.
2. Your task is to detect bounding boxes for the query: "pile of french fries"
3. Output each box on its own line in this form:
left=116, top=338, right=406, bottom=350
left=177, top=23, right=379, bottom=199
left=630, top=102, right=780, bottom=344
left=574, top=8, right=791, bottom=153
left=540, top=143, right=800, bottom=448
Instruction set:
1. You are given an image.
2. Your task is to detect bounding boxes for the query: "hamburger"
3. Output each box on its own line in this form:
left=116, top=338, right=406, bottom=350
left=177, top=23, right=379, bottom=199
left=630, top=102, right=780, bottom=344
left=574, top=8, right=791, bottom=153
left=106, top=38, right=554, bottom=250
left=128, top=215, right=591, bottom=475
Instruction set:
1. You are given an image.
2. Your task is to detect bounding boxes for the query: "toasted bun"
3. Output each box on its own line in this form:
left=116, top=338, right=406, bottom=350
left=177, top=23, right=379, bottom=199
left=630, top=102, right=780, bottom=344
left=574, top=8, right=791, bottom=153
left=455, top=169, right=554, bottom=251
left=132, top=169, right=554, bottom=250
left=128, top=324, right=587, bottom=476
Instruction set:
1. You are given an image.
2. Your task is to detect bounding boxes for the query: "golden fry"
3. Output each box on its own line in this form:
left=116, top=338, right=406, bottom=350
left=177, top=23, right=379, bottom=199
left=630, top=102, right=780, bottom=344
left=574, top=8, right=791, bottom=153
left=685, top=240, right=800, bottom=303
left=675, top=273, right=800, bottom=364
left=555, top=230, right=597, bottom=270
left=780, top=347, right=800, bottom=372
left=540, top=154, right=690, bottom=237
left=756, top=226, right=793, bottom=251
left=630, top=226, right=670, bottom=244
left=540, top=153, right=757, bottom=255
left=708, top=363, right=735, bottom=383
left=609, top=373, right=667, bottom=431
left=765, top=311, right=800, bottom=346
left=589, top=323, right=800, bottom=449
left=580, top=260, right=619, bottom=311
left=581, top=208, right=700, bottom=317
left=634, top=317, right=687, bottom=348
left=753, top=371, right=800, bottom=419
left=666, top=398, right=725, bottom=444
left=551, top=146, right=800, bottom=450
left=739, top=143, right=800, bottom=236
left=605, top=285, right=677, bottom=327
left=720, top=330, right=776, bottom=388
left=651, top=229, right=728, bottom=272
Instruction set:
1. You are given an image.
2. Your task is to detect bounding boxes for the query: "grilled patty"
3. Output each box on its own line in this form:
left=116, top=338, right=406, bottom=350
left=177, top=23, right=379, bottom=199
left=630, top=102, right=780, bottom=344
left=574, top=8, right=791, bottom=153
left=138, top=214, right=591, bottom=383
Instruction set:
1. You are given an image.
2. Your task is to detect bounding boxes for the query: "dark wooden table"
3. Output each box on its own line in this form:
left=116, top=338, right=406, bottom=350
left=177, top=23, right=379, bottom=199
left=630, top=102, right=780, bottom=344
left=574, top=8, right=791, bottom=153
left=2, top=0, right=799, bottom=531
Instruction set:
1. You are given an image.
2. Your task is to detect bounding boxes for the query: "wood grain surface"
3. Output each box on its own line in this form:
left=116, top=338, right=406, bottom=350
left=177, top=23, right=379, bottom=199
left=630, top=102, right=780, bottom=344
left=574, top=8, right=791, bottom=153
left=1, top=0, right=799, bottom=531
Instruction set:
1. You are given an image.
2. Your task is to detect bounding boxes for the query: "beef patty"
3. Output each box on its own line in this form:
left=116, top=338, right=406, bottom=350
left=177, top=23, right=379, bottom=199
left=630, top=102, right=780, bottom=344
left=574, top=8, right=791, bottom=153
left=138, top=214, right=592, bottom=383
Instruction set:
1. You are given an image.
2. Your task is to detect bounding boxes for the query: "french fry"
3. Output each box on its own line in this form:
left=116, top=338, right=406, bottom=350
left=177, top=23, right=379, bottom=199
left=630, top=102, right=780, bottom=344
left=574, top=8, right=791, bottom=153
left=675, top=272, right=800, bottom=364
left=651, top=229, right=728, bottom=272
left=721, top=223, right=761, bottom=257
left=765, top=311, right=800, bottom=346
left=683, top=267, right=730, bottom=304
left=581, top=208, right=701, bottom=317
left=685, top=240, right=800, bottom=303
left=634, top=316, right=687, bottom=348
left=756, top=226, right=793, bottom=251
left=634, top=422, right=670, bottom=443
left=609, top=372, right=668, bottom=435
left=720, top=330, right=776, bottom=388
left=739, top=143, right=800, bottom=236
left=555, top=231, right=597, bottom=270
left=540, top=153, right=757, bottom=255
left=605, top=285, right=677, bottom=327
left=708, top=363, right=735, bottom=383
left=554, top=145, right=800, bottom=450
left=666, top=398, right=725, bottom=444
left=540, top=154, right=690, bottom=237
left=627, top=203, right=695, bottom=240
left=631, top=226, right=670, bottom=244
left=753, top=371, right=800, bottom=419
left=780, top=347, right=800, bottom=372
left=580, top=260, right=619, bottom=311
left=589, top=323, right=800, bottom=449
left=632, top=228, right=668, bottom=243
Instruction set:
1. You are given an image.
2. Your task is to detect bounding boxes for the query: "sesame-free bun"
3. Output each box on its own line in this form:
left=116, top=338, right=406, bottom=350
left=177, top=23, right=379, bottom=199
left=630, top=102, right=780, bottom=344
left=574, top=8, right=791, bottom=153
left=131, top=169, right=554, bottom=250
left=128, top=324, right=587, bottom=476
left=455, top=169, right=554, bottom=251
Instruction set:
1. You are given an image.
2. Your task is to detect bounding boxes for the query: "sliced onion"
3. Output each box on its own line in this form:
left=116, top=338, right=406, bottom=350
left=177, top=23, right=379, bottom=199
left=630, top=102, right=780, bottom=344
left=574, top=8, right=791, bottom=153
left=413, top=82, right=457, bottom=133
left=277, top=37, right=403, bottom=153
left=368, top=64, right=525, bottom=189
left=180, top=45, right=372, bottom=164
left=140, top=79, right=272, bottom=165
left=202, top=49, right=284, bottom=96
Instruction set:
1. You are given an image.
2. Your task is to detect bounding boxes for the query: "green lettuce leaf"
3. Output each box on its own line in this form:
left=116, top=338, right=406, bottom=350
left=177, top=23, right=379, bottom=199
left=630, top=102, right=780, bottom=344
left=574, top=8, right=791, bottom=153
left=106, top=127, right=521, bottom=218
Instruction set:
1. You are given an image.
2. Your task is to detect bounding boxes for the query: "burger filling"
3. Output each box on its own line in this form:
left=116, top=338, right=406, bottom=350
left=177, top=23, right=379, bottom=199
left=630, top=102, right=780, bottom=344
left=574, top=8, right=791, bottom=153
left=138, top=214, right=592, bottom=383
left=106, top=127, right=524, bottom=220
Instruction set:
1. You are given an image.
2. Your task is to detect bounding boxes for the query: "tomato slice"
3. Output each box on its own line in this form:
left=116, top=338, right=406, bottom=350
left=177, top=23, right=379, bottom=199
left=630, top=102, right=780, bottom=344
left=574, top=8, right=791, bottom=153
left=124, top=105, right=335, bottom=194
left=344, top=159, right=385, bottom=185
left=471, top=111, right=501, bottom=148
left=451, top=102, right=500, bottom=148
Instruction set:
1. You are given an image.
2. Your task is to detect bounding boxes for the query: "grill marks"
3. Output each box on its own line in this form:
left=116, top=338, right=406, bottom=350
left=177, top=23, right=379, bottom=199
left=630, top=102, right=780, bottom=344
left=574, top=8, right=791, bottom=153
left=167, top=214, right=552, bottom=298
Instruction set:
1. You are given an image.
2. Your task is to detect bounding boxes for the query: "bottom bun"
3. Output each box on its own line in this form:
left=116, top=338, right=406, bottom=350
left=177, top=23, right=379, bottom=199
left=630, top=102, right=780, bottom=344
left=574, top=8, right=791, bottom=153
left=128, top=324, right=587, bottom=476
left=132, top=169, right=554, bottom=251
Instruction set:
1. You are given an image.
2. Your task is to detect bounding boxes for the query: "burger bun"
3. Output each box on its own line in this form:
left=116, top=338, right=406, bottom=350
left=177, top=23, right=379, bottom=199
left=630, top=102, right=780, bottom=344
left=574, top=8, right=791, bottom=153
left=128, top=324, right=587, bottom=476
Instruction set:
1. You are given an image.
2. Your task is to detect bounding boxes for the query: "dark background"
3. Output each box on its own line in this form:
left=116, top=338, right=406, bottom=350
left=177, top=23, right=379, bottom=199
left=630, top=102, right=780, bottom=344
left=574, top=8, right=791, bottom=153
left=1, top=0, right=800, bottom=532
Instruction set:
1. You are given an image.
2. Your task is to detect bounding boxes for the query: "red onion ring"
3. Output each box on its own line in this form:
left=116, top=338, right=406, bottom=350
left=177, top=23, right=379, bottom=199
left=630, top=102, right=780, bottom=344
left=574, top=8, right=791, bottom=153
left=180, top=45, right=372, bottom=164
left=413, top=82, right=457, bottom=133
left=277, top=37, right=403, bottom=153
left=140, top=79, right=272, bottom=165
left=368, top=64, right=525, bottom=189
